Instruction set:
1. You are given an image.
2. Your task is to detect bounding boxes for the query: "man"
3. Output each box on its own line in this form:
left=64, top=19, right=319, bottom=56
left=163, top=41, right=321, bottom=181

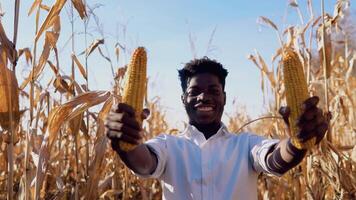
left=105, top=57, right=329, bottom=200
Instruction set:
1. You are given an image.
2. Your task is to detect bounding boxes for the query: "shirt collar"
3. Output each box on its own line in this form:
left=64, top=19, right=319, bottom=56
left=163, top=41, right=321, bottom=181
left=183, top=123, right=229, bottom=146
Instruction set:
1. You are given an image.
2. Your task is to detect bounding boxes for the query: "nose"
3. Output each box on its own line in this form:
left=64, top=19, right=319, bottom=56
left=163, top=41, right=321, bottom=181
left=197, top=92, right=210, bottom=102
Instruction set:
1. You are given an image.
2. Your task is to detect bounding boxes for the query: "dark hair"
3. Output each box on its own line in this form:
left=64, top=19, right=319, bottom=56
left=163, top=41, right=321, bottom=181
left=178, top=57, right=228, bottom=92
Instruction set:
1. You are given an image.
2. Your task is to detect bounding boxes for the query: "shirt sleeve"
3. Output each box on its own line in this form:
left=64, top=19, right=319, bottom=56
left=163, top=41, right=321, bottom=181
left=248, top=134, right=281, bottom=176
left=131, top=134, right=169, bottom=179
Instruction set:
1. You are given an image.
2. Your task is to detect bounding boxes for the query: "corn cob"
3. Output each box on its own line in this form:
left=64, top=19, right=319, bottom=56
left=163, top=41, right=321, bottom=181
left=119, top=47, right=147, bottom=151
left=282, top=48, right=315, bottom=149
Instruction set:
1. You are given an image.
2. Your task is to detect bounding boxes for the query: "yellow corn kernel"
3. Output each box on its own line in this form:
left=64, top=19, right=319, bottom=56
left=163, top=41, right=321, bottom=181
left=119, top=47, right=147, bottom=151
left=282, top=48, right=315, bottom=149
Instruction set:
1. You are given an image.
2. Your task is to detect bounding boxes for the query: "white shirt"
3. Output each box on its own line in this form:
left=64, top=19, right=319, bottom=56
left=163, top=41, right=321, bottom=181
left=134, top=124, right=280, bottom=200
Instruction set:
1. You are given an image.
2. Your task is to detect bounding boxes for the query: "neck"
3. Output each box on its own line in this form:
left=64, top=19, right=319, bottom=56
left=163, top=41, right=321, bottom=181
left=190, top=121, right=222, bottom=140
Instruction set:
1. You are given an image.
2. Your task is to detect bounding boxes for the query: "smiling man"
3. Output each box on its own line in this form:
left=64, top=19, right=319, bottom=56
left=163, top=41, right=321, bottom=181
left=105, top=57, right=329, bottom=200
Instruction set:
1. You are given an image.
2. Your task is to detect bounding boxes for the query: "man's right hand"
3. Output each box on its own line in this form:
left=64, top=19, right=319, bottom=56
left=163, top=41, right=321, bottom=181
left=105, top=103, right=144, bottom=152
left=105, top=103, right=157, bottom=175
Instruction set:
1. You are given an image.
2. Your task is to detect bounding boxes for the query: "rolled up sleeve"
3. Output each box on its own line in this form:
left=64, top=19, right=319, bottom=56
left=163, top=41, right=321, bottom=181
left=249, top=134, right=281, bottom=176
left=132, top=134, right=168, bottom=179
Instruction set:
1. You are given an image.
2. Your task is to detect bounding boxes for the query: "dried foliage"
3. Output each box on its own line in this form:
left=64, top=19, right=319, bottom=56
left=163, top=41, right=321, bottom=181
left=243, top=1, right=356, bottom=199
left=0, top=0, right=355, bottom=200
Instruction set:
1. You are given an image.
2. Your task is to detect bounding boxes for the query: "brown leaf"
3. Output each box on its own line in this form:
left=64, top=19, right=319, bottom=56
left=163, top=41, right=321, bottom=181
left=0, top=65, right=20, bottom=131
left=47, top=60, right=58, bottom=75
left=85, top=39, right=104, bottom=57
left=34, top=91, right=111, bottom=199
left=317, top=25, right=332, bottom=79
left=20, top=31, right=59, bottom=90
left=18, top=48, right=33, bottom=64
left=28, top=0, right=42, bottom=16
left=98, top=46, right=111, bottom=62
left=48, top=15, right=61, bottom=33
left=71, top=54, right=87, bottom=80
left=258, top=16, right=278, bottom=31
left=0, top=21, right=17, bottom=64
left=85, top=97, right=113, bottom=199
left=53, top=76, right=70, bottom=94
left=35, top=0, right=66, bottom=42
left=115, top=47, right=120, bottom=63
left=256, top=50, right=276, bottom=89
left=68, top=113, right=83, bottom=136
left=40, top=4, right=50, bottom=12
left=71, top=0, right=87, bottom=19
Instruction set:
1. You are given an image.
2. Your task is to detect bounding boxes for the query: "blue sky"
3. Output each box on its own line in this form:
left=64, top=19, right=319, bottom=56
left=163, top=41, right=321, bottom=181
left=1, top=0, right=340, bottom=128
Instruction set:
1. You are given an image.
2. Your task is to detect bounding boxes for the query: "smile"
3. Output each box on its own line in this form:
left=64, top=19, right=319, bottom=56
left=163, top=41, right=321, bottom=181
left=197, top=106, right=213, bottom=112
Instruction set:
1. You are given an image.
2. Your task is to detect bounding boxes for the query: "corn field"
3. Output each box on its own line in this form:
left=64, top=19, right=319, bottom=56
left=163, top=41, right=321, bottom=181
left=0, top=0, right=355, bottom=199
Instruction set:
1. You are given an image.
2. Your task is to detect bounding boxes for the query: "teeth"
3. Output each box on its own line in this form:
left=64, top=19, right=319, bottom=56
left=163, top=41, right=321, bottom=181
left=197, top=106, right=213, bottom=111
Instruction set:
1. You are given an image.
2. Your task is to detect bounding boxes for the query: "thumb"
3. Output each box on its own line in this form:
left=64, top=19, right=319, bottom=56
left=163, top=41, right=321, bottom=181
left=279, top=106, right=291, bottom=126
left=141, top=108, right=150, bottom=120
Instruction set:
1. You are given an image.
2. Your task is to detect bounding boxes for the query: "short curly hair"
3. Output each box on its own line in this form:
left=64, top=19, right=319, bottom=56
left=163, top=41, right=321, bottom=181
left=178, top=57, right=228, bottom=92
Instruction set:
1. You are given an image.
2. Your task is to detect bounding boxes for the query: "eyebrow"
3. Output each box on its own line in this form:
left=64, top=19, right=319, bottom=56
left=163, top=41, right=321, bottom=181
left=188, top=84, right=220, bottom=90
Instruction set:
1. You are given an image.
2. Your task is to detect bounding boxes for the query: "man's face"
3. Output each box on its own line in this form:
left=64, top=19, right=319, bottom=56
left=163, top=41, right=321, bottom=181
left=182, top=73, right=226, bottom=125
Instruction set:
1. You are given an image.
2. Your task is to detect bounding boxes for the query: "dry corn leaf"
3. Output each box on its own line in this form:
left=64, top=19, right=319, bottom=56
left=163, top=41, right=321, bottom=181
left=115, top=47, right=120, bottom=63
left=98, top=46, right=111, bottom=63
left=85, top=39, right=104, bottom=57
left=28, top=0, right=42, bottom=16
left=0, top=64, right=20, bottom=130
left=85, top=97, right=113, bottom=199
left=71, top=0, right=87, bottom=19
left=0, top=21, right=17, bottom=64
left=21, top=31, right=59, bottom=90
left=53, top=76, right=71, bottom=94
left=318, top=25, right=332, bottom=79
left=49, top=15, right=61, bottom=33
left=256, top=50, right=276, bottom=89
left=35, top=0, right=66, bottom=42
left=71, top=54, right=87, bottom=80
left=258, top=16, right=278, bottom=31
left=40, top=4, right=50, bottom=12
left=18, top=48, right=33, bottom=64
left=34, top=90, right=110, bottom=199
left=68, top=113, right=83, bottom=136
left=47, top=60, right=59, bottom=75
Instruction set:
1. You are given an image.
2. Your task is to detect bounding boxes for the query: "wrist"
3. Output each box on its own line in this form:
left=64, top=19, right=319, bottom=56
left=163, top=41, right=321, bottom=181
left=288, top=138, right=308, bottom=154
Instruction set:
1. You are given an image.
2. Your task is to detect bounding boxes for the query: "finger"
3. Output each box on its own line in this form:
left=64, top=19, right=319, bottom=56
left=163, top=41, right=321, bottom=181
left=104, top=121, right=123, bottom=131
left=302, top=107, right=321, bottom=121
left=298, top=113, right=325, bottom=133
left=302, top=96, right=319, bottom=110
left=121, top=114, right=141, bottom=130
left=120, top=134, right=141, bottom=145
left=106, top=129, right=123, bottom=139
left=121, top=125, right=143, bottom=140
left=299, top=130, right=316, bottom=143
left=299, top=121, right=316, bottom=132
left=106, top=112, right=141, bottom=130
left=279, top=106, right=290, bottom=126
left=313, top=114, right=325, bottom=126
left=315, top=122, right=328, bottom=142
left=297, top=109, right=323, bottom=127
left=141, top=108, right=150, bottom=120
left=106, top=112, right=124, bottom=122
left=117, top=103, right=135, bottom=118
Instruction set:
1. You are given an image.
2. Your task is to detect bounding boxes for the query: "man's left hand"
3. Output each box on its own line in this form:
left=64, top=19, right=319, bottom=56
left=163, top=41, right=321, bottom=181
left=279, top=96, right=331, bottom=147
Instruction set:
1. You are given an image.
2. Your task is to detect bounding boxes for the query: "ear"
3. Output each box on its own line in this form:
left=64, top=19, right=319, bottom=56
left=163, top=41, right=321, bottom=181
left=181, top=93, right=186, bottom=104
